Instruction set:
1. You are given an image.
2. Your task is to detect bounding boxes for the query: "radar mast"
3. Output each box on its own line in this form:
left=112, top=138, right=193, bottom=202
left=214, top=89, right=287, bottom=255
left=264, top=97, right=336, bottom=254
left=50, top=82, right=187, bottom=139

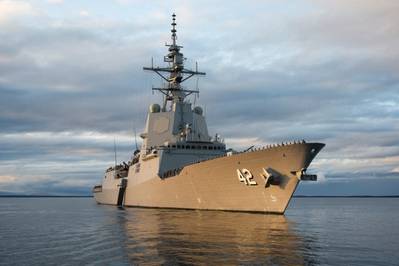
left=143, top=13, right=206, bottom=111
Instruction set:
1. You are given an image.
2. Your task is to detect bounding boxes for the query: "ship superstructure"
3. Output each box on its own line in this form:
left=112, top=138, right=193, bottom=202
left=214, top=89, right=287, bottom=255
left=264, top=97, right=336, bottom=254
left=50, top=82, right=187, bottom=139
left=93, top=14, right=325, bottom=214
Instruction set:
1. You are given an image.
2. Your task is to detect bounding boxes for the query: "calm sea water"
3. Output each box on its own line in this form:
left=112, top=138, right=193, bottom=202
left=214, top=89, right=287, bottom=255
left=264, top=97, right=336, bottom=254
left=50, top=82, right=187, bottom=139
left=0, top=197, right=398, bottom=265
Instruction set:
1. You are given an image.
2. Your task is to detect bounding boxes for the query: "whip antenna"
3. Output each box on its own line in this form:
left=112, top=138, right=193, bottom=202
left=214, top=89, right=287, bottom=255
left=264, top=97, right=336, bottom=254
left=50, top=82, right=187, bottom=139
left=113, top=137, right=117, bottom=178
left=134, top=127, right=138, bottom=151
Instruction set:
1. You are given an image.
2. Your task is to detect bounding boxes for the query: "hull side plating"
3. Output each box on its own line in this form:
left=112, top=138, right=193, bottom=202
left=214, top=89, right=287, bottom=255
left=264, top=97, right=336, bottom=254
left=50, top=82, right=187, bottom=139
left=95, top=143, right=323, bottom=214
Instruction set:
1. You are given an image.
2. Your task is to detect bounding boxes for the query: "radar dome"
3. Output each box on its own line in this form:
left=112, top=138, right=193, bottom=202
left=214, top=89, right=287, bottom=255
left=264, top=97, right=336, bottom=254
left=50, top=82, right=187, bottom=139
left=149, top=103, right=161, bottom=113
left=193, top=106, right=203, bottom=115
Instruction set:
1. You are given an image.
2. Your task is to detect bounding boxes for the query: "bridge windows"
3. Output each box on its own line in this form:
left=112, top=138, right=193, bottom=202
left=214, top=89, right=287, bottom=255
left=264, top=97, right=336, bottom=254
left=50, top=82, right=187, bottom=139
left=164, top=143, right=224, bottom=151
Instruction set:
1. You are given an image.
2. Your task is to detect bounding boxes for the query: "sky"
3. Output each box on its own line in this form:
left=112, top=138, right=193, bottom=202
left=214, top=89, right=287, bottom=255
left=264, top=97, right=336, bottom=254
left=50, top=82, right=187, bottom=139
left=0, top=0, right=399, bottom=196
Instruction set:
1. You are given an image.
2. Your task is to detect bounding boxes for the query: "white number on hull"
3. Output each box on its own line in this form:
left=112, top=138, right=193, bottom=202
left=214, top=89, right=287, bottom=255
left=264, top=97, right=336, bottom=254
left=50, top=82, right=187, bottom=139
left=237, top=168, right=257, bottom=186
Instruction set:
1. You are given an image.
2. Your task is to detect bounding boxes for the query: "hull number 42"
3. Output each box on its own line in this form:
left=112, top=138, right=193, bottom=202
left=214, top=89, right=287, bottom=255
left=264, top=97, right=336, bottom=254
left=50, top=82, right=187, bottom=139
left=236, top=168, right=257, bottom=186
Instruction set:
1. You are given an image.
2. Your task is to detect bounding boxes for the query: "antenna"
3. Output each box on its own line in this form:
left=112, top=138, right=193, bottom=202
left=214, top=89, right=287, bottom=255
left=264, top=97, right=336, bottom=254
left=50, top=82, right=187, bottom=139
left=134, top=127, right=138, bottom=151
left=193, top=75, right=199, bottom=106
left=113, top=137, right=117, bottom=178
left=142, top=13, right=205, bottom=109
left=171, top=13, right=177, bottom=46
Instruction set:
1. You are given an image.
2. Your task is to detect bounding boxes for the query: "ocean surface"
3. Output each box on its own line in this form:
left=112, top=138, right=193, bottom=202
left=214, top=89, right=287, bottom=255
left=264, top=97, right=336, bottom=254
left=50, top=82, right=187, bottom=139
left=0, top=197, right=398, bottom=265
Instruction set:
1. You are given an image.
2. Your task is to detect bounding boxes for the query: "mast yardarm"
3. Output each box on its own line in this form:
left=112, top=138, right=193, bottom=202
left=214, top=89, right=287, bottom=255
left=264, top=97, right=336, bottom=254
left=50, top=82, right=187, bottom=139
left=143, top=13, right=205, bottom=110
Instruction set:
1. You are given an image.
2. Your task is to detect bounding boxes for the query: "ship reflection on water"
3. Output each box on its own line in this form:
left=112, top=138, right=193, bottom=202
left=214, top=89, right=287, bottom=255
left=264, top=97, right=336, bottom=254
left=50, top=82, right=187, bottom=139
left=117, top=208, right=317, bottom=265
left=1, top=198, right=396, bottom=265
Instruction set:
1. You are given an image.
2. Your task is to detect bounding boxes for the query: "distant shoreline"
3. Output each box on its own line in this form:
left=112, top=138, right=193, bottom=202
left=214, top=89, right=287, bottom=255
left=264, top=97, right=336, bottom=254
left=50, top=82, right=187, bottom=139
left=0, top=195, right=398, bottom=198
left=0, top=195, right=93, bottom=198
left=293, top=195, right=399, bottom=198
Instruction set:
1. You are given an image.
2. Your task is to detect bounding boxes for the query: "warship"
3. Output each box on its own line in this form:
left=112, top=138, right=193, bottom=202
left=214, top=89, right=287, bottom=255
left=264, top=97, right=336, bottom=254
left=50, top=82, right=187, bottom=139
left=93, top=14, right=325, bottom=214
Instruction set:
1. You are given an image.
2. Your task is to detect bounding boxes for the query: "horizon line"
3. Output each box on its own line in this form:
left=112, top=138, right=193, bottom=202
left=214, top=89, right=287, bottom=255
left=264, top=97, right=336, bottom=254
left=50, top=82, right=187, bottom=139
left=1, top=195, right=399, bottom=198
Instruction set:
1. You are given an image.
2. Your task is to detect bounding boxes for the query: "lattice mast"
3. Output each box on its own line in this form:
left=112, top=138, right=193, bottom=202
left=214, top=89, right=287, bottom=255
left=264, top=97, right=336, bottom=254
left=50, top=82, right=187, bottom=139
left=143, top=13, right=206, bottom=111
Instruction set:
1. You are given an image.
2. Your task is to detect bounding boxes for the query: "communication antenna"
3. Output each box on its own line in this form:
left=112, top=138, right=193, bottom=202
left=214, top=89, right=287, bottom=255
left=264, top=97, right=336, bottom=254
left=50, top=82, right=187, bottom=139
left=134, top=127, right=138, bottom=150
left=143, top=13, right=206, bottom=109
left=113, top=137, right=117, bottom=178
left=194, top=75, right=199, bottom=105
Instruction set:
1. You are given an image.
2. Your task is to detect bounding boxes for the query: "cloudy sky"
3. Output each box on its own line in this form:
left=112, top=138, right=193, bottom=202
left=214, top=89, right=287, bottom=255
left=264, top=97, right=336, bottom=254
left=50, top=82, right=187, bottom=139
left=1, top=0, right=398, bottom=196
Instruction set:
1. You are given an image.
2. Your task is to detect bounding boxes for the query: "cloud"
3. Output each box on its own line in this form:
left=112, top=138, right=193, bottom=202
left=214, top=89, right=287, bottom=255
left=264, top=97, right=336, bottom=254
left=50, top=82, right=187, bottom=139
left=47, top=0, right=64, bottom=4
left=316, top=172, right=326, bottom=183
left=79, top=10, right=89, bottom=17
left=0, top=0, right=398, bottom=195
left=0, top=1, right=36, bottom=24
left=0, top=175, right=16, bottom=183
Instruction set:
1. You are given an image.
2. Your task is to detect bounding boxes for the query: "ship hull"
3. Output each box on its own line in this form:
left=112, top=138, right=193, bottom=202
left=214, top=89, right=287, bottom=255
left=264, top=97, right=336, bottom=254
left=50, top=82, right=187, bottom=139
left=94, top=142, right=324, bottom=214
left=93, top=187, right=119, bottom=205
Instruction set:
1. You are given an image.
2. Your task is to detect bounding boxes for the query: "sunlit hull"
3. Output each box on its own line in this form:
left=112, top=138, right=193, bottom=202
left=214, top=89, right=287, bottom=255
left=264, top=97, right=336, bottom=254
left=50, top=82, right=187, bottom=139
left=94, top=142, right=324, bottom=214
